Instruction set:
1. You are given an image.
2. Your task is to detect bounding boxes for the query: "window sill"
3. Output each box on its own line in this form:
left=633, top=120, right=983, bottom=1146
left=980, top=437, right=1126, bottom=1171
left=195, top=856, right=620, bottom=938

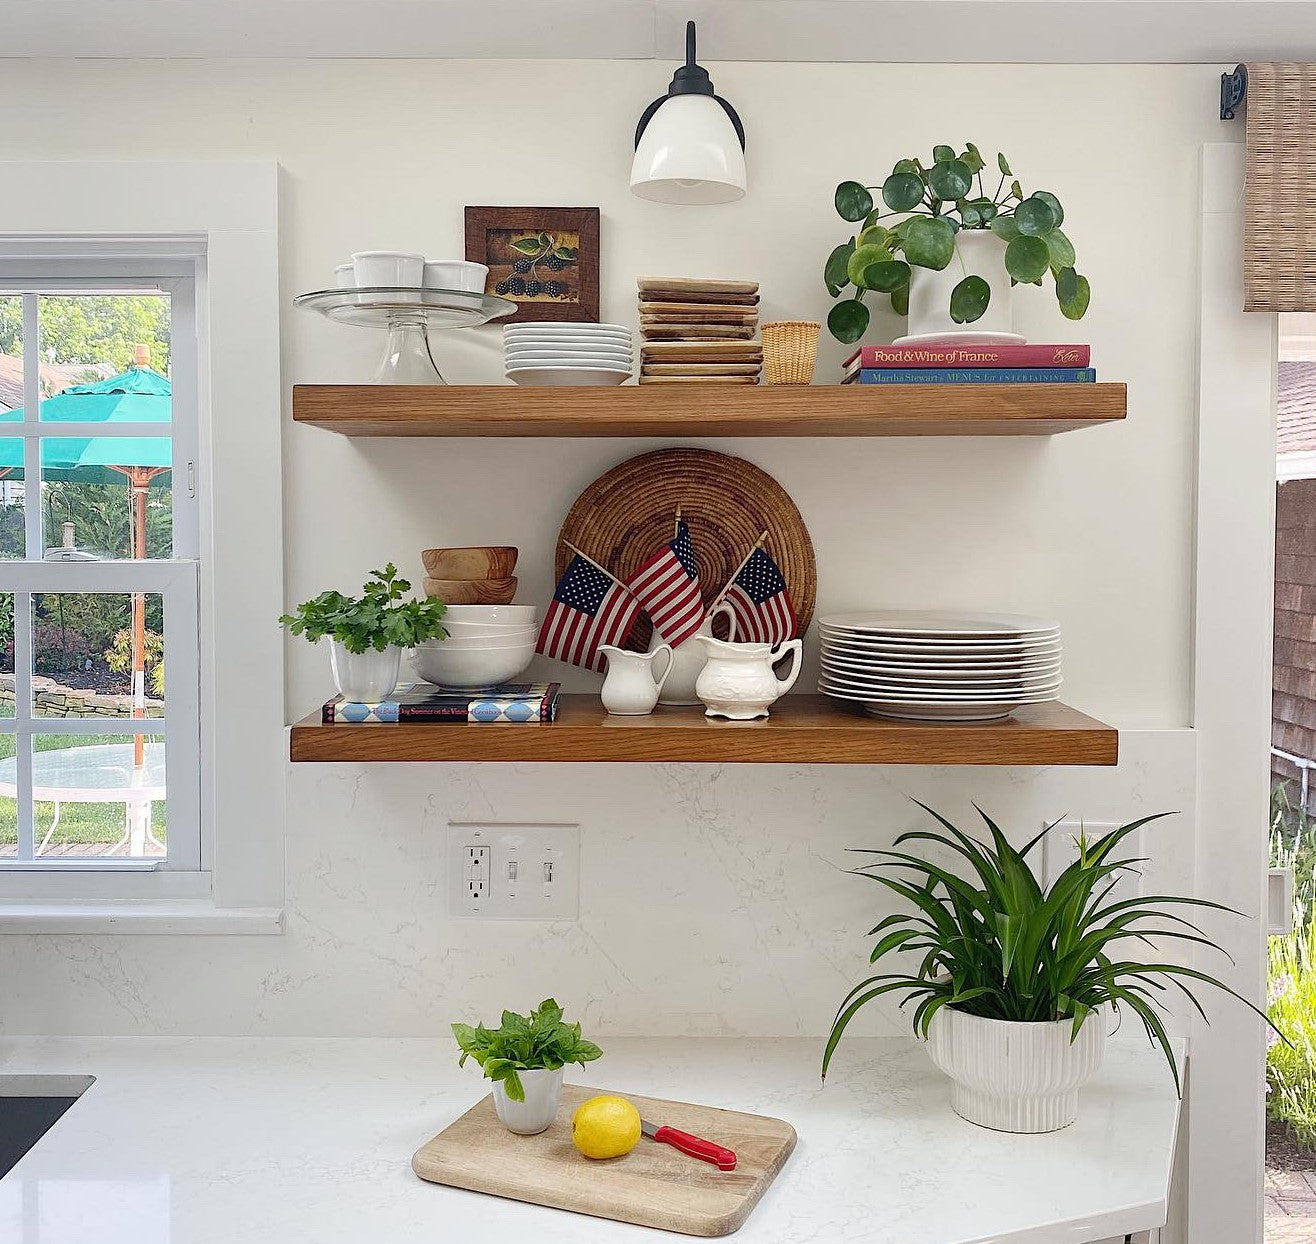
left=0, top=902, right=284, bottom=935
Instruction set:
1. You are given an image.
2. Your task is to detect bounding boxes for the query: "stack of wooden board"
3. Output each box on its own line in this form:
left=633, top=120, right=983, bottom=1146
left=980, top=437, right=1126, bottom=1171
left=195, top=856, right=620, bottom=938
left=638, top=277, right=762, bottom=385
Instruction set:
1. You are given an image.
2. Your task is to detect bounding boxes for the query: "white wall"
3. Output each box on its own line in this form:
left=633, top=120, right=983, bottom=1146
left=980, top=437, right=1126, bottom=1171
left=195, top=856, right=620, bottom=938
left=0, top=60, right=1234, bottom=1043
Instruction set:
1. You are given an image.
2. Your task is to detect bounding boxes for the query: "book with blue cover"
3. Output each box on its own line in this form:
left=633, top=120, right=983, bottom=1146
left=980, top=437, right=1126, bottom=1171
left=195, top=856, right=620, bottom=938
left=843, top=367, right=1096, bottom=384
left=323, top=682, right=560, bottom=724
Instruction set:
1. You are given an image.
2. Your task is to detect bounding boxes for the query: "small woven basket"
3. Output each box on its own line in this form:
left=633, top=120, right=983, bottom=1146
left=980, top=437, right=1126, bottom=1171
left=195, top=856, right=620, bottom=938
left=762, top=321, right=820, bottom=385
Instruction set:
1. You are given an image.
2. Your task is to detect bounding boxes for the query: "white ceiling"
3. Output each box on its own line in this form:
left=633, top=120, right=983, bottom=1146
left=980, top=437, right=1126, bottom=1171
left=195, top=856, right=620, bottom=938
left=4, top=0, right=1316, bottom=63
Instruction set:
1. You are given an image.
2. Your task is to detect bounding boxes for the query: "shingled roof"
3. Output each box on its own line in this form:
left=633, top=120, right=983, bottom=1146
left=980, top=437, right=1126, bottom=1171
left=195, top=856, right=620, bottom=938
left=1280, top=361, right=1316, bottom=454
left=0, top=353, right=115, bottom=412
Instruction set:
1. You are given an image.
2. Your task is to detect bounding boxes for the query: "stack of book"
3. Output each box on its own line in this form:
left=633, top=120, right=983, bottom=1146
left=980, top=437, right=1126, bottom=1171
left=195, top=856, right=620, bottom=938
left=638, top=277, right=762, bottom=384
left=322, top=682, right=560, bottom=724
left=841, top=343, right=1093, bottom=385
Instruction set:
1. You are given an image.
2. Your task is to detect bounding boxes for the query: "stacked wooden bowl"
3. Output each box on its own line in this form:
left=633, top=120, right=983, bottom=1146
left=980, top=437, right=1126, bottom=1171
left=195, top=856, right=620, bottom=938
left=421, top=546, right=519, bottom=605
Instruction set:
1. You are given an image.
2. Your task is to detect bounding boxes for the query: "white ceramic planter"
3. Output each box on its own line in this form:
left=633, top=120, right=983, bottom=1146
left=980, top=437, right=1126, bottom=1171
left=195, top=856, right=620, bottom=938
left=329, top=641, right=402, bottom=703
left=903, top=229, right=1015, bottom=343
left=925, top=1005, right=1106, bottom=1133
left=491, top=1067, right=564, bottom=1135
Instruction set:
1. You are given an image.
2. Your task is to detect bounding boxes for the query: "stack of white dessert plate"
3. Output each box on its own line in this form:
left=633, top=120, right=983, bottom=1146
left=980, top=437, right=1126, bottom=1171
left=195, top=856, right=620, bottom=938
left=505, top=322, right=633, bottom=387
left=817, top=610, right=1062, bottom=722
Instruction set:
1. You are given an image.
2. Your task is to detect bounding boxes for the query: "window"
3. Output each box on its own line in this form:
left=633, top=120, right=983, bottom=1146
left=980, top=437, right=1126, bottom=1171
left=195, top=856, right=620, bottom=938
left=0, top=277, right=200, bottom=873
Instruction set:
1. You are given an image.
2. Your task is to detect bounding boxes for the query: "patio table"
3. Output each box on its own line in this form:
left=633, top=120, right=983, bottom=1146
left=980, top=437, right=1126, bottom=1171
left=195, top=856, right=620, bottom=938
left=0, top=741, right=166, bottom=857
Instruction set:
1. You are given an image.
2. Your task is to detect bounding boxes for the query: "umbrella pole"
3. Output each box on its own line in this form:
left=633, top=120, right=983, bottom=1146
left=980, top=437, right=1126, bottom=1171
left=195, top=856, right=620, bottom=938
left=131, top=472, right=147, bottom=769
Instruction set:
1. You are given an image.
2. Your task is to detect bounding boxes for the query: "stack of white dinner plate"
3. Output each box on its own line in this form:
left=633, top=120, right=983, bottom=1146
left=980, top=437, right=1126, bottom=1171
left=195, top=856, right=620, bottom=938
left=817, top=611, right=1062, bottom=722
left=505, top=322, right=633, bottom=386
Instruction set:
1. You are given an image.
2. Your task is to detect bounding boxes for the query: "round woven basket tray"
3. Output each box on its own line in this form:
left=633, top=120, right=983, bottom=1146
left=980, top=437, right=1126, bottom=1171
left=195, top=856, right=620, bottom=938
left=555, top=447, right=816, bottom=651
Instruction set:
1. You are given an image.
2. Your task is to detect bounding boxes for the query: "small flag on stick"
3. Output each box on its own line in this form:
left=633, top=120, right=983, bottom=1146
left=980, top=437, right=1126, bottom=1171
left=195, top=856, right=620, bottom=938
left=724, top=545, right=796, bottom=645
left=627, top=518, right=704, bottom=648
left=537, top=552, right=640, bottom=672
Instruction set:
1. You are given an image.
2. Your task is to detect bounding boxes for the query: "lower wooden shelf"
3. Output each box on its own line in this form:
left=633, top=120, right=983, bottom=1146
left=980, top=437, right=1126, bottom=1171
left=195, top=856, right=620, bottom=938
left=289, top=694, right=1117, bottom=766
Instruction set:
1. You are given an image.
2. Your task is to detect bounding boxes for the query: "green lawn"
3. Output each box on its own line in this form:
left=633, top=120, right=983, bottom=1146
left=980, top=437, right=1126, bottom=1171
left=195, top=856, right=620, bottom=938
left=0, top=731, right=167, bottom=848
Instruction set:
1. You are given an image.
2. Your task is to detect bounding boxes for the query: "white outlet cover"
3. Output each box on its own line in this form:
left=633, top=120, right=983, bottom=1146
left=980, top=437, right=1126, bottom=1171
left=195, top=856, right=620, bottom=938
left=446, top=823, right=580, bottom=921
left=1041, top=820, right=1144, bottom=900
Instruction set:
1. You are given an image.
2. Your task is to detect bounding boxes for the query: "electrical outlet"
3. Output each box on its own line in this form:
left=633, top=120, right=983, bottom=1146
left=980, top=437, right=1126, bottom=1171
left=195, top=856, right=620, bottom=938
left=447, top=823, right=580, bottom=920
left=1042, top=820, right=1144, bottom=901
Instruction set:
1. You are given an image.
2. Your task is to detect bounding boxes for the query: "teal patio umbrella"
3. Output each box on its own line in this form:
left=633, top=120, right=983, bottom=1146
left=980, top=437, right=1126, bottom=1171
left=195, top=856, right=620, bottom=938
left=1, top=347, right=171, bottom=772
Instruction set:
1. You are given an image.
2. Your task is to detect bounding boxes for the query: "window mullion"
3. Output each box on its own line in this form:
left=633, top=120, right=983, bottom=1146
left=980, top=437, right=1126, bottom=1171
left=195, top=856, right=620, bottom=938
left=13, top=590, right=33, bottom=862
left=21, top=293, right=40, bottom=563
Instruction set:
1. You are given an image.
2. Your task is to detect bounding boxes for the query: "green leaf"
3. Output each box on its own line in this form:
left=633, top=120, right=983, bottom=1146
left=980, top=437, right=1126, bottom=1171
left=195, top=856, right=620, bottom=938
left=553, top=245, right=579, bottom=262
left=892, top=158, right=920, bottom=176
left=882, top=171, right=925, bottom=213
left=509, top=236, right=544, bottom=256
left=835, top=180, right=874, bottom=222
left=997, top=152, right=1012, bottom=177
left=1056, top=268, right=1091, bottom=320
left=857, top=224, right=890, bottom=250
left=1032, top=191, right=1064, bottom=227
left=990, top=215, right=1020, bottom=242
left=1005, top=234, right=1050, bottom=284
left=847, top=243, right=893, bottom=288
left=961, top=142, right=985, bottom=174
left=824, top=240, right=856, bottom=296
left=901, top=216, right=956, bottom=271
left=958, top=201, right=981, bottom=228
left=890, top=284, right=909, bottom=317
left=1044, top=227, right=1076, bottom=272
left=950, top=275, right=991, bottom=324
left=932, top=144, right=956, bottom=164
left=827, top=297, right=870, bottom=343
left=858, top=259, right=911, bottom=293
left=928, top=158, right=973, bottom=202
left=1014, top=196, right=1057, bottom=237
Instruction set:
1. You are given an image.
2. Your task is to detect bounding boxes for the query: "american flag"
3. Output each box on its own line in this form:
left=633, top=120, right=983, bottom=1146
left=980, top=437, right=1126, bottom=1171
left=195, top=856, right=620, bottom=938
left=537, top=554, right=640, bottom=672
left=725, top=546, right=796, bottom=645
left=626, top=520, right=704, bottom=647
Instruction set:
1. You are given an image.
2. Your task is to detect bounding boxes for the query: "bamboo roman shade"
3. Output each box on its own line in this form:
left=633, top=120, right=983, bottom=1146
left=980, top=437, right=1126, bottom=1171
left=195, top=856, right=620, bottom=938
left=1245, top=63, right=1316, bottom=311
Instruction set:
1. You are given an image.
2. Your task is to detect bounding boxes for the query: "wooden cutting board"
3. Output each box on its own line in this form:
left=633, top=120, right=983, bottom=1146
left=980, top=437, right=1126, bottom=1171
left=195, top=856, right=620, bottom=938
left=412, top=1083, right=797, bottom=1237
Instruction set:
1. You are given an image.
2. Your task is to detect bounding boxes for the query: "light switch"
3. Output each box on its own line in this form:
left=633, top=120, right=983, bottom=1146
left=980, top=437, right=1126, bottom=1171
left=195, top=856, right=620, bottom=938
left=448, top=823, right=579, bottom=920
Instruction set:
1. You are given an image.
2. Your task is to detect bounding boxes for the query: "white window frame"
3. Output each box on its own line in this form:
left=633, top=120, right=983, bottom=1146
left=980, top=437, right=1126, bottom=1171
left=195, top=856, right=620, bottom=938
left=0, top=162, right=285, bottom=933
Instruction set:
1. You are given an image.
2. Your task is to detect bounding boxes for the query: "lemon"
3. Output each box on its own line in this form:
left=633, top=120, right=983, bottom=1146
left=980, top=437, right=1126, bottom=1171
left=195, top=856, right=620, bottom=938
left=571, top=1094, right=641, bottom=1159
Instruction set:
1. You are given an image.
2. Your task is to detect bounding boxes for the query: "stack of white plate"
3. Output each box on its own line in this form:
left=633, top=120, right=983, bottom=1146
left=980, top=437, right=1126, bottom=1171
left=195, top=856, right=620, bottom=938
left=817, top=611, right=1062, bottom=722
left=505, top=323, right=633, bottom=387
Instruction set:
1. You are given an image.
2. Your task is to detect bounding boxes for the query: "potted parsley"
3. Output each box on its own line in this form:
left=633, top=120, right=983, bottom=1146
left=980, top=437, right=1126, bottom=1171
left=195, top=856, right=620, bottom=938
left=453, top=998, right=603, bottom=1135
left=280, top=563, right=447, bottom=703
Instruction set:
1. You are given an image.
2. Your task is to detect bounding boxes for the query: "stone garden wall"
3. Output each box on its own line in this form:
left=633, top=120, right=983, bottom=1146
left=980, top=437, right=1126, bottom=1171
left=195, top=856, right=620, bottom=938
left=0, top=673, right=164, bottom=719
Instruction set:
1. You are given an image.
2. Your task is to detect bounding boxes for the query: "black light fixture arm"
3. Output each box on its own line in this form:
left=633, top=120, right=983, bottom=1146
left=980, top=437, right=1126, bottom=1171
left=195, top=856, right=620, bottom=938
left=633, top=20, right=746, bottom=152
left=1221, top=64, right=1247, bottom=121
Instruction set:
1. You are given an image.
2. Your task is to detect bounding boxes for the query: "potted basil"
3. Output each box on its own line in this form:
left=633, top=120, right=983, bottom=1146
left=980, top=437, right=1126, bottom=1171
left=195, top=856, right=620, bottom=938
left=822, top=805, right=1279, bottom=1132
left=279, top=563, right=447, bottom=703
left=452, top=998, right=603, bottom=1135
left=824, top=144, right=1090, bottom=344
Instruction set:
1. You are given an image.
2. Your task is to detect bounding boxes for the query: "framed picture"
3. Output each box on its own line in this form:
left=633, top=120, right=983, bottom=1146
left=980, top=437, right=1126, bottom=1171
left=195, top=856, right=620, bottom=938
left=464, top=206, right=600, bottom=324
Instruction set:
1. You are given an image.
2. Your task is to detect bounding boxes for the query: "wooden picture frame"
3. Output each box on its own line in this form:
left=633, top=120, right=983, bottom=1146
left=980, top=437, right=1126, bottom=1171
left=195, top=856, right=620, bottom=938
left=464, top=206, right=600, bottom=324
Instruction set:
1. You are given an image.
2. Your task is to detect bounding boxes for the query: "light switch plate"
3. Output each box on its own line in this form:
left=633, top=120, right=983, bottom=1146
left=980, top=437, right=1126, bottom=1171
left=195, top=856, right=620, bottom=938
left=447, top=823, right=580, bottom=920
left=1042, top=820, right=1144, bottom=901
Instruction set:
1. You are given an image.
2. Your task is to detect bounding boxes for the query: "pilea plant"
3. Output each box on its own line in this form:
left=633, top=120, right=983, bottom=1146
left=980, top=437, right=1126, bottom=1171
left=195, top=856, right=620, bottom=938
left=279, top=563, right=447, bottom=653
left=824, top=144, right=1090, bottom=343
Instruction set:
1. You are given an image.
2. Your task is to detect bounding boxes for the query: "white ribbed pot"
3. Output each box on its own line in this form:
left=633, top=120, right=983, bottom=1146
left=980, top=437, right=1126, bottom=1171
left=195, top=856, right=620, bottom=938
left=903, top=229, right=1015, bottom=342
left=329, top=641, right=402, bottom=703
left=925, top=1005, right=1107, bottom=1133
left=491, top=1067, right=563, bottom=1135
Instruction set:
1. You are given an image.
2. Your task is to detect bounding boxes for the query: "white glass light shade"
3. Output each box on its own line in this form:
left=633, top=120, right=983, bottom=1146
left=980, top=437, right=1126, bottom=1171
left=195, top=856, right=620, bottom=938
left=630, top=95, right=746, bottom=205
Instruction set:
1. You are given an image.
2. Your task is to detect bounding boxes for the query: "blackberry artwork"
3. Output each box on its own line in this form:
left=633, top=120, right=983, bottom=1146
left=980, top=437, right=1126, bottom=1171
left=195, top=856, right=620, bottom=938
left=497, top=230, right=579, bottom=303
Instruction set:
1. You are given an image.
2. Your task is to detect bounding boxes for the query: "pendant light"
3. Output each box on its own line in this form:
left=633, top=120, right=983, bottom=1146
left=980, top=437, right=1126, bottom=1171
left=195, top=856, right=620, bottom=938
left=630, top=20, right=746, bottom=205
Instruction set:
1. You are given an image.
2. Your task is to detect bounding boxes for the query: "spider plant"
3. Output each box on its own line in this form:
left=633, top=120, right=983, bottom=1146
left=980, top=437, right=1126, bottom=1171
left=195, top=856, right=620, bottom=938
left=822, top=804, right=1281, bottom=1094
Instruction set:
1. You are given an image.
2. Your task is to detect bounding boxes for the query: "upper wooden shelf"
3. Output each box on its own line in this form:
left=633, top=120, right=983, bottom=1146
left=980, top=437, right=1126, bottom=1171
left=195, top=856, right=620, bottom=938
left=292, top=383, right=1127, bottom=438
left=289, top=694, right=1117, bottom=766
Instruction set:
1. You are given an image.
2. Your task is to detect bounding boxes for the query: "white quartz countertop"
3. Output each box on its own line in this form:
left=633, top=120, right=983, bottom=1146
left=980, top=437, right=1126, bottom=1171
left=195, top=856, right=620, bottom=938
left=0, top=1035, right=1180, bottom=1244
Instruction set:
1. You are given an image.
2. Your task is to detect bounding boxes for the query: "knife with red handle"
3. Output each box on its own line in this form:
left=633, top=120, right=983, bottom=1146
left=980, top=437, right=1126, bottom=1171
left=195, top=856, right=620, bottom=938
left=640, top=1118, right=737, bottom=1170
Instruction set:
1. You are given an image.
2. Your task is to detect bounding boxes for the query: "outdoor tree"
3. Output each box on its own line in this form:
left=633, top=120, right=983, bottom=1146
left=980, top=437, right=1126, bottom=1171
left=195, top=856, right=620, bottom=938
left=0, top=294, right=171, bottom=377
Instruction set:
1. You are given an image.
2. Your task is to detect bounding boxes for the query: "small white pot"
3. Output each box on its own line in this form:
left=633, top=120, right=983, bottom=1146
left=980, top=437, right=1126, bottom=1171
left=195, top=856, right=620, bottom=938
left=423, top=260, right=489, bottom=293
left=491, top=1067, right=563, bottom=1135
left=903, top=230, right=1015, bottom=343
left=329, top=641, right=402, bottom=703
left=925, top=1005, right=1106, bottom=1133
left=352, top=250, right=424, bottom=288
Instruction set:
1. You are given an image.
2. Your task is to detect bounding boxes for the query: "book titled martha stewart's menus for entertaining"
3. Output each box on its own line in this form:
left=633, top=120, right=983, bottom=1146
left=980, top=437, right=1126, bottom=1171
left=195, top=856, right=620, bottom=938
left=323, top=683, right=560, bottom=724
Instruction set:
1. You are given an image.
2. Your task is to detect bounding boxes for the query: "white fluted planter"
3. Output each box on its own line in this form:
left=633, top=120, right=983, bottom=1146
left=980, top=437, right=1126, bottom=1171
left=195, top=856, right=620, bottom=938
left=328, top=641, right=402, bottom=703
left=925, top=1006, right=1107, bottom=1133
left=491, top=1067, right=563, bottom=1135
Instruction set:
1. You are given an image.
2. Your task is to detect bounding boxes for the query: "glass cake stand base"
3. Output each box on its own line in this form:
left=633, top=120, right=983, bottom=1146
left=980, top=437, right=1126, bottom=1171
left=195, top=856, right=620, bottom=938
left=375, top=317, right=445, bottom=385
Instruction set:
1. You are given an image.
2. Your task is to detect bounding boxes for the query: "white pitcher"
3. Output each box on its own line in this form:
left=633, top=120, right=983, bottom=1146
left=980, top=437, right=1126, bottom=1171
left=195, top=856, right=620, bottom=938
left=599, top=644, right=674, bottom=716
left=694, top=635, right=803, bottom=720
left=647, top=602, right=737, bottom=706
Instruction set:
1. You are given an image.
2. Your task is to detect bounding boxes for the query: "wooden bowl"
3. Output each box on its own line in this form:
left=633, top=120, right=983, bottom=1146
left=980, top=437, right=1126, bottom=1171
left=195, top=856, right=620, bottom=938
left=421, top=546, right=518, bottom=579
left=423, top=576, right=518, bottom=605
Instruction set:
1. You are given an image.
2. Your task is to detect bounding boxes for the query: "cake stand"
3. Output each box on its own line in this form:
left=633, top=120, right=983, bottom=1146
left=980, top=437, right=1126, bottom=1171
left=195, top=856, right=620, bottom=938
left=294, top=286, right=517, bottom=384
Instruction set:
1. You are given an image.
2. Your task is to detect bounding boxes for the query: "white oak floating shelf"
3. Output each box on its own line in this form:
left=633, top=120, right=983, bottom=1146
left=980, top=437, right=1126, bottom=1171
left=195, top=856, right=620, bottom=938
left=289, top=695, right=1118, bottom=766
left=291, top=383, right=1127, bottom=438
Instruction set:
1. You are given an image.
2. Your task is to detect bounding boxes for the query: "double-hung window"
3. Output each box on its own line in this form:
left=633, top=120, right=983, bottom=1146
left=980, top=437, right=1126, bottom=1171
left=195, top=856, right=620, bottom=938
left=0, top=267, right=200, bottom=878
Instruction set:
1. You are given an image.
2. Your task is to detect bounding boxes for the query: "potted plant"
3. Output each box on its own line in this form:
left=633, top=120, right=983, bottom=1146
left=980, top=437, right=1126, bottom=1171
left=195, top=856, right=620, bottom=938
left=824, top=144, right=1090, bottom=344
left=452, top=998, right=603, bottom=1135
left=279, top=563, right=447, bottom=703
left=822, top=805, right=1279, bottom=1133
